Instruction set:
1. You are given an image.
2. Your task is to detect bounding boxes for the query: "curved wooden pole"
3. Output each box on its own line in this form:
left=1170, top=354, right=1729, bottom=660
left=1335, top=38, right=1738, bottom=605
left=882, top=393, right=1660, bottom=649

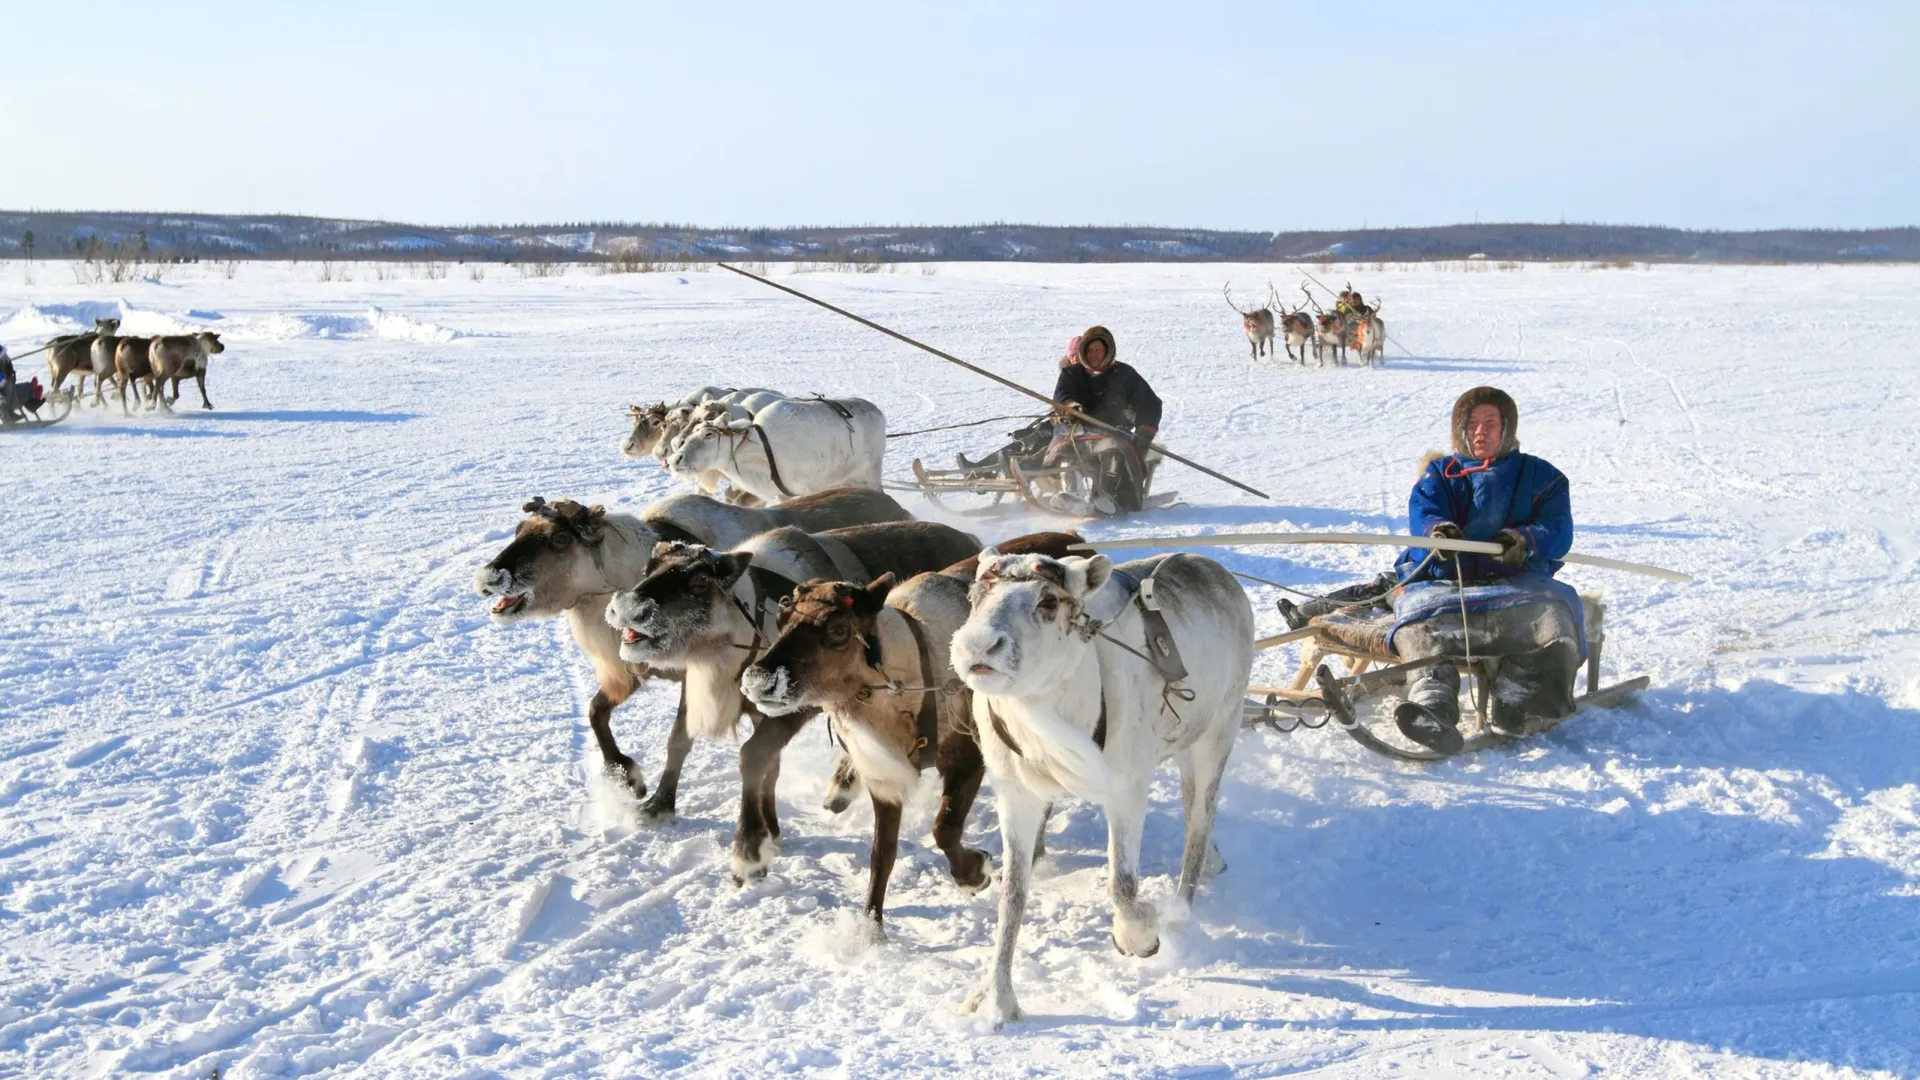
left=1070, top=532, right=1691, bottom=583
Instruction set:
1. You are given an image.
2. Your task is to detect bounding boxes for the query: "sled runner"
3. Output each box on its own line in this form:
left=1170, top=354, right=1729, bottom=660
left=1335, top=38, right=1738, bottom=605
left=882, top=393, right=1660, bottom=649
left=0, top=387, right=73, bottom=431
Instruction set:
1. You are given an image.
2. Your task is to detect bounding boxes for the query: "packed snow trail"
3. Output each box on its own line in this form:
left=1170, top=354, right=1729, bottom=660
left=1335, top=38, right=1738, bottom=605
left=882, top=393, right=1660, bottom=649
left=1, top=261, right=1916, bottom=1078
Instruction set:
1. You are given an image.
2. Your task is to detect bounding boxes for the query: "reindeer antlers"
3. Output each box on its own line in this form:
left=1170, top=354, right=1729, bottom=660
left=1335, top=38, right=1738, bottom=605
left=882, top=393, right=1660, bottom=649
left=1223, top=282, right=1252, bottom=316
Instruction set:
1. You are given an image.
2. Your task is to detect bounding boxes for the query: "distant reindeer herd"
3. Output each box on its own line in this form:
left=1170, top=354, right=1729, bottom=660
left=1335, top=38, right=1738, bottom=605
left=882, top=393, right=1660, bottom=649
left=1225, top=281, right=1385, bottom=367
left=44, top=317, right=224, bottom=413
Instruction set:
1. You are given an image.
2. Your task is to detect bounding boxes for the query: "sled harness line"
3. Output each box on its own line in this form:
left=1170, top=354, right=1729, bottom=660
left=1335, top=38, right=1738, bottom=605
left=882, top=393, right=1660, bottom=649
left=886, top=413, right=1047, bottom=439
left=715, top=261, right=1270, bottom=500
left=1065, top=564, right=1198, bottom=720
left=846, top=611, right=946, bottom=771
left=1231, top=548, right=1440, bottom=612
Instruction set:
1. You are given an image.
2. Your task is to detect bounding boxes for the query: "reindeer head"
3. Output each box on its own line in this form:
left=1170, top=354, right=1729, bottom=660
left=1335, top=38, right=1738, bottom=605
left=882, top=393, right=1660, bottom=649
left=951, top=553, right=1111, bottom=697
left=474, top=497, right=612, bottom=622
left=740, top=575, right=897, bottom=716
left=603, top=541, right=754, bottom=666
left=620, top=401, right=673, bottom=459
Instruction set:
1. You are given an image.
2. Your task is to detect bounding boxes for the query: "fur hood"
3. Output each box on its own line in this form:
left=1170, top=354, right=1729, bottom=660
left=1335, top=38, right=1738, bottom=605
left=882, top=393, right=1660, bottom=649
left=1451, top=386, right=1519, bottom=458
left=1074, top=326, right=1117, bottom=371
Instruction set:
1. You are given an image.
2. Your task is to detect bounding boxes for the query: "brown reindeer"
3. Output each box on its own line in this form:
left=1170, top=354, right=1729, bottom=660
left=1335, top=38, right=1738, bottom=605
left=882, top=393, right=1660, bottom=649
left=1278, top=287, right=1316, bottom=365
left=46, top=318, right=121, bottom=400
left=147, top=332, right=224, bottom=410
left=473, top=487, right=913, bottom=810
left=113, top=337, right=155, bottom=414
left=744, top=531, right=1086, bottom=936
left=1224, top=283, right=1276, bottom=361
left=602, top=521, right=982, bottom=884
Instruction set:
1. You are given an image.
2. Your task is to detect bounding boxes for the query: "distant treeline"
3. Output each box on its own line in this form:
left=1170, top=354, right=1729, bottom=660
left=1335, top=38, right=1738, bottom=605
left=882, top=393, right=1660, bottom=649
left=1, top=211, right=1913, bottom=264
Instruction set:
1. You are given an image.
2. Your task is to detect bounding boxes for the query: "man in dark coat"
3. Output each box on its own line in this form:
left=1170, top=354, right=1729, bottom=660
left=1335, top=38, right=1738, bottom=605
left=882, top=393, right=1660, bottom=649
left=1386, top=386, right=1581, bottom=752
left=1048, top=326, right=1162, bottom=513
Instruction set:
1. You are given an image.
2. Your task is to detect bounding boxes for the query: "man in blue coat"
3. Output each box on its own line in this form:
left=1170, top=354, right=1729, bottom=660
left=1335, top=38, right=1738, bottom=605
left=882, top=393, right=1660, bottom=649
left=1379, top=386, right=1583, bottom=752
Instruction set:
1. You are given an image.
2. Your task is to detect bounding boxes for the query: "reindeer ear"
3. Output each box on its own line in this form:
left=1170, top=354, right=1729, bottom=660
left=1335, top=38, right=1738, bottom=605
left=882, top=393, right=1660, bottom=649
left=717, top=551, right=754, bottom=586
left=575, top=506, right=606, bottom=543
left=1063, top=554, right=1113, bottom=597
left=855, top=573, right=896, bottom=613
left=522, top=496, right=547, bottom=515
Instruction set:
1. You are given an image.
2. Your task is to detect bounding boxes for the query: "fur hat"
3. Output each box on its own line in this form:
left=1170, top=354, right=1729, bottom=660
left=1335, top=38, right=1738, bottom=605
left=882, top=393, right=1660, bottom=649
left=1075, top=326, right=1117, bottom=371
left=1451, top=386, right=1519, bottom=458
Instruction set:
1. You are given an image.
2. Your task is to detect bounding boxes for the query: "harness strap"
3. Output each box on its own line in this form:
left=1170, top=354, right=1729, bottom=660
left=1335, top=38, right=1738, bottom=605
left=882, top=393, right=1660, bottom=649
left=985, top=691, right=1106, bottom=760
left=810, top=533, right=868, bottom=583
left=899, top=612, right=942, bottom=771
left=750, top=423, right=798, bottom=498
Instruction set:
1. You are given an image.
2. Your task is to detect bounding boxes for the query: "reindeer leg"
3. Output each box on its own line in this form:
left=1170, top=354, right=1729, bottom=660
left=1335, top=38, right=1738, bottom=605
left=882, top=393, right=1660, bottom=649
left=639, top=686, right=692, bottom=821
left=730, top=710, right=809, bottom=885
left=196, top=371, right=213, bottom=410
left=933, top=737, right=989, bottom=891
left=587, top=686, right=646, bottom=797
left=1175, top=724, right=1235, bottom=901
left=862, top=795, right=904, bottom=938
left=962, top=782, right=1045, bottom=1027
left=1105, top=782, right=1158, bottom=957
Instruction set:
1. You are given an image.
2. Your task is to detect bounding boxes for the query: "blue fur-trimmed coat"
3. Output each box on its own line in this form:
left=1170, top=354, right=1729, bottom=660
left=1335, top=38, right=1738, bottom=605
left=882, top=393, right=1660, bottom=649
left=1394, top=451, right=1573, bottom=583
left=1389, top=450, right=1583, bottom=659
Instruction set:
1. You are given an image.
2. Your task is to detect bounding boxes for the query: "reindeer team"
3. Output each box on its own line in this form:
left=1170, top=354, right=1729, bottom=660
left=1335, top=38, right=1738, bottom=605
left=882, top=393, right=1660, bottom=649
left=43, top=317, right=225, bottom=413
left=1227, top=280, right=1385, bottom=367
left=475, top=379, right=1256, bottom=1026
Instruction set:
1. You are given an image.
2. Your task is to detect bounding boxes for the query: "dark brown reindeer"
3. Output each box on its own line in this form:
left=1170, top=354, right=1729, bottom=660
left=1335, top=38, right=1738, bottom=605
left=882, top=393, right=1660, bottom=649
left=602, top=521, right=981, bottom=884
left=741, top=531, right=1086, bottom=937
left=1224, top=283, right=1276, bottom=360
left=1278, top=287, right=1316, bottom=365
left=473, top=487, right=913, bottom=810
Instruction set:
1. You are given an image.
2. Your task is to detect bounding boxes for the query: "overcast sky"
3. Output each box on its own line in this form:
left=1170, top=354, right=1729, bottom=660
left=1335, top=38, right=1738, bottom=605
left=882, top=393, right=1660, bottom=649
left=3, top=1, right=1912, bottom=230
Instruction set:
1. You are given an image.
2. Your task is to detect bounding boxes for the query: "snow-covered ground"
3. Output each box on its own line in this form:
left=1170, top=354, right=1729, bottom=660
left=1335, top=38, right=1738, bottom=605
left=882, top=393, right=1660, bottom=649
left=2, top=259, right=1917, bottom=1079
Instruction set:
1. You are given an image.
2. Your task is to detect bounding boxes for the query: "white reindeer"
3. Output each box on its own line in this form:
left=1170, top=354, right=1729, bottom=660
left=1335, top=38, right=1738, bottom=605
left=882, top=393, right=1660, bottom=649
left=667, top=395, right=885, bottom=503
left=949, top=551, right=1254, bottom=1026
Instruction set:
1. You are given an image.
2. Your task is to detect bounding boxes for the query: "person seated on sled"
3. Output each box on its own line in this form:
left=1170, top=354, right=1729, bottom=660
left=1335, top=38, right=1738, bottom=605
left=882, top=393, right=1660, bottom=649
left=0, top=347, right=44, bottom=418
left=1384, top=386, right=1580, bottom=753
left=1047, top=325, right=1162, bottom=514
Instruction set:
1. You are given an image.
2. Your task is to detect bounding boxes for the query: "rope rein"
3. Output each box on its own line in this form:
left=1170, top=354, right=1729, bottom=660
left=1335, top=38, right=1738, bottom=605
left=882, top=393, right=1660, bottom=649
left=886, top=413, right=1045, bottom=439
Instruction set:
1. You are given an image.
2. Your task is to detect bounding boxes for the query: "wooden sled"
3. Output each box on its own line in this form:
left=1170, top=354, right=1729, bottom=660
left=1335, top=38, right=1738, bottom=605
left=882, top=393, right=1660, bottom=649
left=1242, top=594, right=1649, bottom=762
left=0, top=388, right=74, bottom=431
left=904, top=454, right=1177, bottom=520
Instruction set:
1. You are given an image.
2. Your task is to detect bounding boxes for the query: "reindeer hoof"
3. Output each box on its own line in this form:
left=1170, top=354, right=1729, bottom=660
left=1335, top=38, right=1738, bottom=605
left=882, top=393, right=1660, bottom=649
left=962, top=982, right=1023, bottom=1026
left=637, top=795, right=676, bottom=824
left=1112, top=906, right=1161, bottom=957
left=729, top=837, right=778, bottom=885
left=949, top=847, right=992, bottom=894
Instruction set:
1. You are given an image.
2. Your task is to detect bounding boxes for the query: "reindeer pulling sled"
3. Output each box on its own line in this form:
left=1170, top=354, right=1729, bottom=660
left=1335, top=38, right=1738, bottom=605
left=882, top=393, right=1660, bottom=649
left=1084, top=532, right=1687, bottom=763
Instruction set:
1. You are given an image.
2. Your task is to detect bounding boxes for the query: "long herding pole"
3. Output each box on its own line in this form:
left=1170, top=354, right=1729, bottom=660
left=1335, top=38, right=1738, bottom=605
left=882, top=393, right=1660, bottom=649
left=715, top=262, right=1271, bottom=501
left=1073, top=531, right=1692, bottom=583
